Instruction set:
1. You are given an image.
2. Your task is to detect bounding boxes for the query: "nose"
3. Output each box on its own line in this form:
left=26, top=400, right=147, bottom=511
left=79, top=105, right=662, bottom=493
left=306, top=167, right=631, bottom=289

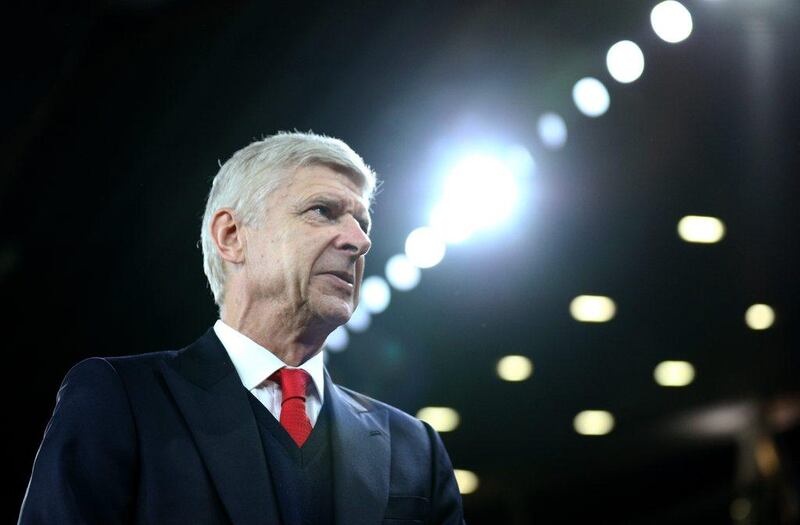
left=336, top=216, right=371, bottom=257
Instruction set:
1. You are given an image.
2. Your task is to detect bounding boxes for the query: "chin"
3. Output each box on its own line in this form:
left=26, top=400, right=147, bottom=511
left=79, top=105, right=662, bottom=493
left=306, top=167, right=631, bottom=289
left=312, top=297, right=355, bottom=327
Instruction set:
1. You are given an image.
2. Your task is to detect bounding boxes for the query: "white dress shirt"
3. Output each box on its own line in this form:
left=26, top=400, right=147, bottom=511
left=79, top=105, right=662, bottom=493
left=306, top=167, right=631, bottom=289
left=213, top=319, right=325, bottom=426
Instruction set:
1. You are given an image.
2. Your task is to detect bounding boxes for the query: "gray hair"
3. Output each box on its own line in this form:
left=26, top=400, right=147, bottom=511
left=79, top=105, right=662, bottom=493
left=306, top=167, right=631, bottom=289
left=200, top=131, right=378, bottom=306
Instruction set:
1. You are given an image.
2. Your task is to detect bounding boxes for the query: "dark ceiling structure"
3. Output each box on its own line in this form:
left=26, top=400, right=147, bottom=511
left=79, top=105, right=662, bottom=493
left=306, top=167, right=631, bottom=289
left=4, top=1, right=799, bottom=523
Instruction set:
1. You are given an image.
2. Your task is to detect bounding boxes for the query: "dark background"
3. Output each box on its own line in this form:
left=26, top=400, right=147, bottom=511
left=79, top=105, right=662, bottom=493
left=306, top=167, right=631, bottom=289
left=3, top=1, right=799, bottom=523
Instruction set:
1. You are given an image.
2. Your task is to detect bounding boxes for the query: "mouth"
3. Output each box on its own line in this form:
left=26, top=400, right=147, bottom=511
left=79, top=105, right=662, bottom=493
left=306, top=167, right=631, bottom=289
left=321, top=271, right=355, bottom=286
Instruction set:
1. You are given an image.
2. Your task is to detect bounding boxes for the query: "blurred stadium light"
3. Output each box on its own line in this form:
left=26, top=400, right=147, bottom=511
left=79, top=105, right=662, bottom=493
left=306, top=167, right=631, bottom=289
left=405, top=226, right=447, bottom=268
left=606, top=40, right=645, bottom=83
left=654, top=360, right=696, bottom=387
left=574, top=410, right=615, bottom=436
left=537, top=112, right=568, bottom=149
left=572, top=77, right=611, bottom=117
left=417, top=406, right=461, bottom=432
left=496, top=355, right=534, bottom=382
left=454, top=469, right=480, bottom=494
left=677, top=215, right=726, bottom=243
left=360, top=275, right=391, bottom=314
left=346, top=304, right=371, bottom=332
left=570, top=295, right=617, bottom=323
left=745, top=304, right=775, bottom=330
left=325, top=325, right=349, bottom=353
left=429, top=149, right=528, bottom=244
left=385, top=253, right=421, bottom=291
left=651, top=1, right=693, bottom=43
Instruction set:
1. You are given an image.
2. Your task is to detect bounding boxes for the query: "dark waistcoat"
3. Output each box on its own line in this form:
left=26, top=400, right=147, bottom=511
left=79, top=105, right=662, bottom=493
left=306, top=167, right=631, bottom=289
left=247, top=393, right=334, bottom=525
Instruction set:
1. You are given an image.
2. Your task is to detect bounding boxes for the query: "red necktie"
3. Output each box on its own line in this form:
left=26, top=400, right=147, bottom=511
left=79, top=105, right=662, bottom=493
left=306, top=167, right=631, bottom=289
left=272, top=368, right=312, bottom=447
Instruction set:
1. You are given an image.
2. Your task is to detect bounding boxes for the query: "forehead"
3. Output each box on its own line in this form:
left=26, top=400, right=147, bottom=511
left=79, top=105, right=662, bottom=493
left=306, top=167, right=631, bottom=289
left=283, top=164, right=370, bottom=207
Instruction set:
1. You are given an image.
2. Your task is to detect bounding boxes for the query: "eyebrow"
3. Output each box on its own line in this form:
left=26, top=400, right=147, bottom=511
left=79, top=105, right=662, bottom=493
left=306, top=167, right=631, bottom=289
left=306, top=193, right=371, bottom=232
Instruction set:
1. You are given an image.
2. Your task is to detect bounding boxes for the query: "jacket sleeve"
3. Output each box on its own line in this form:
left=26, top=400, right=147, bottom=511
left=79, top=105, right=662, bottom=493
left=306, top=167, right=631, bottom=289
left=18, top=357, right=139, bottom=525
left=423, top=422, right=466, bottom=525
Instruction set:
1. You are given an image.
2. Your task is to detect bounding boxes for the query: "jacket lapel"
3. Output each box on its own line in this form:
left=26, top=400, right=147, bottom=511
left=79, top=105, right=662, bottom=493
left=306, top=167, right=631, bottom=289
left=326, top=371, right=391, bottom=525
left=158, top=328, right=280, bottom=525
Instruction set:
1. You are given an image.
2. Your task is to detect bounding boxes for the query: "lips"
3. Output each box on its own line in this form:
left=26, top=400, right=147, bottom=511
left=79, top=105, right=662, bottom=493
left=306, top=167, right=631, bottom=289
left=321, top=270, right=354, bottom=285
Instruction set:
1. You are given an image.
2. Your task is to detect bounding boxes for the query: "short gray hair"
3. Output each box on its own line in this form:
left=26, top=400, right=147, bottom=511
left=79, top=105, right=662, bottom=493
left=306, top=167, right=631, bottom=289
left=200, top=131, right=378, bottom=306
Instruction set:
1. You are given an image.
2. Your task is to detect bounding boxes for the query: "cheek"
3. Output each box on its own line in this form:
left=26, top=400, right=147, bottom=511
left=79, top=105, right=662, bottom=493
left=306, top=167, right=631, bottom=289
left=295, top=239, right=325, bottom=291
left=353, top=258, right=366, bottom=301
left=354, top=257, right=366, bottom=283
left=281, top=237, right=313, bottom=270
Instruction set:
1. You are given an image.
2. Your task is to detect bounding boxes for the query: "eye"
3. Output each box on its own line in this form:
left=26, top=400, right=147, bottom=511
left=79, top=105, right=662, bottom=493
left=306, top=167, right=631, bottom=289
left=309, top=205, right=334, bottom=219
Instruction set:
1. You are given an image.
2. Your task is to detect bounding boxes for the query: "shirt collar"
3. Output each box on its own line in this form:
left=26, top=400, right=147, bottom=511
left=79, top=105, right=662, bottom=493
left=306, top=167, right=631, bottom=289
left=213, top=319, right=325, bottom=401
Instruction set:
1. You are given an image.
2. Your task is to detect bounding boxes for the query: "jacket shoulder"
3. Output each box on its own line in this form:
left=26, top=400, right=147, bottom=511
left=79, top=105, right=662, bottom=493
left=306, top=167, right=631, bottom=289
left=334, top=384, right=427, bottom=431
left=103, top=349, right=180, bottom=369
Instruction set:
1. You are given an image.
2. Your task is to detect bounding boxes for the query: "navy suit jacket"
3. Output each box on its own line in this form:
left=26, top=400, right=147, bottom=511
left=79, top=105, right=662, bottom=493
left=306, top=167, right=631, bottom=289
left=19, top=328, right=465, bottom=525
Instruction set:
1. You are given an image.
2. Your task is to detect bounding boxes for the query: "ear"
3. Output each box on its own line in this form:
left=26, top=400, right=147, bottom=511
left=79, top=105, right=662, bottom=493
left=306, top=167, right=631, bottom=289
left=209, top=208, right=245, bottom=265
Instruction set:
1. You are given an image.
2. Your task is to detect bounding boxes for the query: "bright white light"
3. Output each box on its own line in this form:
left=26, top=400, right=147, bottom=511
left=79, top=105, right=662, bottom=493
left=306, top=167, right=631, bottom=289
left=654, top=360, right=695, bottom=387
left=360, top=276, right=391, bottom=314
left=677, top=215, right=725, bottom=243
left=570, top=295, right=616, bottom=323
left=572, top=77, right=610, bottom=117
left=505, top=144, right=536, bottom=176
left=346, top=304, right=371, bottom=332
left=430, top=202, right=474, bottom=244
left=537, top=112, right=568, bottom=149
left=405, top=227, right=447, bottom=268
left=431, top=154, right=521, bottom=243
left=651, top=1, right=693, bottom=43
left=385, top=254, right=421, bottom=291
left=574, top=410, right=615, bottom=436
left=606, top=40, right=645, bottom=83
left=416, top=406, right=461, bottom=432
left=454, top=470, right=479, bottom=494
left=325, top=326, right=349, bottom=353
left=745, top=304, right=775, bottom=330
left=496, top=355, right=534, bottom=382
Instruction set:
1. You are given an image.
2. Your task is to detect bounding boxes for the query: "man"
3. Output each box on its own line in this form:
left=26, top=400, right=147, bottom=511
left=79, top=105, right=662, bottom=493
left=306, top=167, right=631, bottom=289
left=19, top=132, right=465, bottom=524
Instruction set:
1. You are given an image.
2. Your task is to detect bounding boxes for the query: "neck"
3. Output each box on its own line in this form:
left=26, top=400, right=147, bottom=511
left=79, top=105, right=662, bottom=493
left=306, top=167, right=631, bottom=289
left=221, top=299, right=331, bottom=367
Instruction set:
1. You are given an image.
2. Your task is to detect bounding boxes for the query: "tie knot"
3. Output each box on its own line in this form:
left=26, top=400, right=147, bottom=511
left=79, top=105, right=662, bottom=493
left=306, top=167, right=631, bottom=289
left=272, top=367, right=310, bottom=400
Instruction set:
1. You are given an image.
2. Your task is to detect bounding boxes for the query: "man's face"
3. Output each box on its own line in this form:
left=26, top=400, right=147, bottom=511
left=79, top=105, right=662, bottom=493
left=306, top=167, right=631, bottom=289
left=240, top=164, right=372, bottom=328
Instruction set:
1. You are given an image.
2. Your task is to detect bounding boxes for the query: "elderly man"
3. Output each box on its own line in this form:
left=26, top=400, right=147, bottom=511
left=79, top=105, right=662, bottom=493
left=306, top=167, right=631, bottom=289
left=19, top=132, right=465, bottom=524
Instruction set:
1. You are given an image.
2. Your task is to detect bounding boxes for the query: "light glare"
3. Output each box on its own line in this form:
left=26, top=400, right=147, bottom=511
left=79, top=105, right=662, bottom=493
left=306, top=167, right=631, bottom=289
left=654, top=360, right=695, bottom=387
left=745, top=304, right=775, bottom=330
left=677, top=215, right=725, bottom=243
left=429, top=148, right=530, bottom=244
left=361, top=276, right=391, bottom=314
left=405, top=227, right=447, bottom=268
left=454, top=470, right=479, bottom=494
left=505, top=144, right=536, bottom=176
left=572, top=77, right=610, bottom=117
left=651, top=1, right=693, bottom=43
left=496, top=355, right=534, bottom=382
left=570, top=295, right=616, bottom=323
left=606, top=40, right=645, bottom=83
left=537, top=112, right=568, bottom=149
left=416, top=406, right=461, bottom=432
left=385, top=254, right=421, bottom=291
left=443, top=154, right=519, bottom=229
left=430, top=202, right=475, bottom=244
left=574, top=410, right=615, bottom=436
